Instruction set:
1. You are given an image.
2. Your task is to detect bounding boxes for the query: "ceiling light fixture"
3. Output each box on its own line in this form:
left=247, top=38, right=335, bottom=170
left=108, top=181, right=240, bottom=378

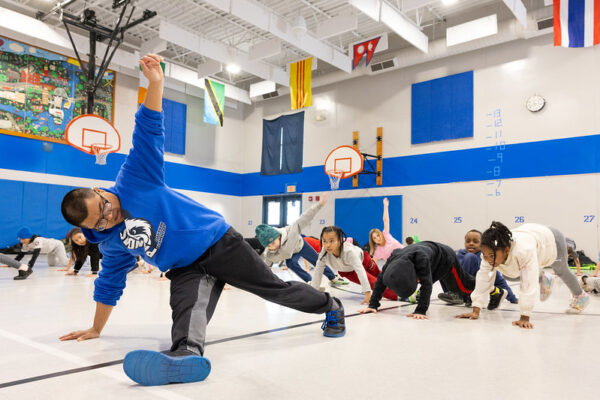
left=226, top=63, right=241, bottom=74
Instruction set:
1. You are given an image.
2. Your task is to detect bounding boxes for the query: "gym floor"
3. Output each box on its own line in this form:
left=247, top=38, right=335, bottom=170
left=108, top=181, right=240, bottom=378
left=1, top=257, right=598, bottom=400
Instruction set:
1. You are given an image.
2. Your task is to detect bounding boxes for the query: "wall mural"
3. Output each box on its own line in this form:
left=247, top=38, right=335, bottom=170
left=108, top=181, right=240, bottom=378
left=0, top=35, right=115, bottom=143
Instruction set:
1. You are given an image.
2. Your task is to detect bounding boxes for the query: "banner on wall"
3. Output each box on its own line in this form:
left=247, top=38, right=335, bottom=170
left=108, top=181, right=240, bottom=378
left=289, top=57, right=312, bottom=110
left=203, top=78, right=224, bottom=127
left=554, top=0, right=600, bottom=48
left=0, top=35, right=115, bottom=144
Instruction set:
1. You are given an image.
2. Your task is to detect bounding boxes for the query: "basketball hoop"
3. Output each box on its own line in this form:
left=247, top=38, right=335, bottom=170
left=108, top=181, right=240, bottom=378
left=91, top=143, right=113, bottom=165
left=326, top=169, right=344, bottom=190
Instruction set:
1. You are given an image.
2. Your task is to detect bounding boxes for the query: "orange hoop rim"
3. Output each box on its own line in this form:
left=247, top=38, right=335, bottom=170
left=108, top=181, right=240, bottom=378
left=91, top=143, right=113, bottom=155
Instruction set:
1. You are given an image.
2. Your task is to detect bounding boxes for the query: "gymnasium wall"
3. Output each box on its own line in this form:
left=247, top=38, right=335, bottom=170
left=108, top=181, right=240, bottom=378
left=0, top=70, right=247, bottom=247
left=239, top=34, right=600, bottom=257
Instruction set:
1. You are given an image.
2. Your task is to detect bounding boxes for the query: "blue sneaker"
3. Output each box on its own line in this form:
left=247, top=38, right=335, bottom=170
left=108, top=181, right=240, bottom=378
left=322, top=297, right=345, bottom=337
left=123, top=349, right=211, bottom=386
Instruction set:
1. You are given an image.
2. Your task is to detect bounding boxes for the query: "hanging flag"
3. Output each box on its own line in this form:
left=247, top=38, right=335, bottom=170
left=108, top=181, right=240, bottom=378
left=204, top=79, right=225, bottom=127
left=289, top=57, right=312, bottom=110
left=554, top=0, right=600, bottom=48
left=353, top=36, right=381, bottom=69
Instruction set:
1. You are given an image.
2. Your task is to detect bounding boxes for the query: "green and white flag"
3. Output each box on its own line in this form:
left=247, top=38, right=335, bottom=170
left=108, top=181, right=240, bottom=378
left=204, top=79, right=224, bottom=127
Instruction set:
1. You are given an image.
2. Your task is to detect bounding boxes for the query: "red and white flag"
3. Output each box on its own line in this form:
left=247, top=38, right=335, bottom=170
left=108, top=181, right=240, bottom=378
left=352, top=37, right=381, bottom=69
left=554, top=0, right=600, bottom=47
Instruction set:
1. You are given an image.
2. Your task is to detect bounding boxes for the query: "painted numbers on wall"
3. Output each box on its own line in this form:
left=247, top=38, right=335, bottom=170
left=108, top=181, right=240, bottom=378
left=584, top=215, right=596, bottom=223
left=410, top=217, right=418, bottom=224
left=453, top=217, right=463, bottom=224
left=514, top=216, right=525, bottom=223
left=486, top=108, right=504, bottom=197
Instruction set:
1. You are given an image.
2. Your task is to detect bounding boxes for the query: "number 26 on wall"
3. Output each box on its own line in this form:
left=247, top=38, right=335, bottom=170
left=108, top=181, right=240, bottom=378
left=514, top=216, right=525, bottom=223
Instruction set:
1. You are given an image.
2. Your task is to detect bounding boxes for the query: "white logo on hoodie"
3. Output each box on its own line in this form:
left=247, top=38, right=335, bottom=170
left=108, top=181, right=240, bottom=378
left=120, top=218, right=158, bottom=258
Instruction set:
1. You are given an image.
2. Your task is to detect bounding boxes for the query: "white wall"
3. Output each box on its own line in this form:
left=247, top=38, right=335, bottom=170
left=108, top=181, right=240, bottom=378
left=238, top=34, right=600, bottom=258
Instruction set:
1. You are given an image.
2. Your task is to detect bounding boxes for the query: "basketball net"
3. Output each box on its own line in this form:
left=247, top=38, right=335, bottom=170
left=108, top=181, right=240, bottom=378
left=327, top=169, right=344, bottom=191
left=91, top=143, right=113, bottom=165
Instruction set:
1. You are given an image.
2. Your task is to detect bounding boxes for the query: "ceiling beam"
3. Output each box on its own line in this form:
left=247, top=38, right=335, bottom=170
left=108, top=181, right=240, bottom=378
left=159, top=20, right=289, bottom=86
left=349, top=0, right=429, bottom=53
left=202, top=0, right=353, bottom=73
left=502, top=0, right=528, bottom=28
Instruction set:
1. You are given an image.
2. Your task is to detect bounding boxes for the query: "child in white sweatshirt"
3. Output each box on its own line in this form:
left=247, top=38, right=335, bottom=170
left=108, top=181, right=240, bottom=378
left=456, top=221, right=590, bottom=329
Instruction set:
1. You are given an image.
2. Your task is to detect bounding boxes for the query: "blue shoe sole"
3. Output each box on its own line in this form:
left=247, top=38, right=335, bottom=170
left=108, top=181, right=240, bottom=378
left=323, top=330, right=346, bottom=338
left=123, top=350, right=211, bottom=386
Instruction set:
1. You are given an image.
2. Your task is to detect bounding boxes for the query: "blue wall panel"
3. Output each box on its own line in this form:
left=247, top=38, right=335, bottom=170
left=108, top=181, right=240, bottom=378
left=335, top=195, right=402, bottom=248
left=412, top=71, right=473, bottom=144
left=0, top=180, right=75, bottom=247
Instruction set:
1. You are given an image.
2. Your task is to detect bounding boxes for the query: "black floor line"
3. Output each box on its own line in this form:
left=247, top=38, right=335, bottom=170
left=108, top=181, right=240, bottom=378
left=2, top=297, right=597, bottom=389
left=0, top=304, right=408, bottom=389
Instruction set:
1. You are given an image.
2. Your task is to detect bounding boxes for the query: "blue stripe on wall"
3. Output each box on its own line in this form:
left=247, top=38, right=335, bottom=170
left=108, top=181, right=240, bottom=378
left=2, top=133, right=600, bottom=200
left=2, top=133, right=600, bottom=246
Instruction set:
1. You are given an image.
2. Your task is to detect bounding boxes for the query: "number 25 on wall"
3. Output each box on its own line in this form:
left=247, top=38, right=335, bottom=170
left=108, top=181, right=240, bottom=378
left=453, top=217, right=463, bottom=224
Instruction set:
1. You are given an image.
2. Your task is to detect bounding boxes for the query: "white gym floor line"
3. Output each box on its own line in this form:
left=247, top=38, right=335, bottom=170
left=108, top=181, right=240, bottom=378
left=1, top=256, right=599, bottom=400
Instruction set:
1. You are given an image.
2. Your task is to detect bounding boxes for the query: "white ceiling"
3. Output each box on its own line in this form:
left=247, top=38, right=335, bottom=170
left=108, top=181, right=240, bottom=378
left=0, top=0, right=550, bottom=91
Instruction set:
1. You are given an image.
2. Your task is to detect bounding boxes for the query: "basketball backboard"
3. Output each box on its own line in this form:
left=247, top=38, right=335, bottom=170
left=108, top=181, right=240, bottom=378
left=324, top=145, right=364, bottom=178
left=65, top=114, right=120, bottom=155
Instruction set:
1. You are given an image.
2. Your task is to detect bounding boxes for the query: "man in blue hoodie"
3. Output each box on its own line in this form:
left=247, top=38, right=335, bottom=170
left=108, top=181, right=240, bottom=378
left=59, top=54, right=345, bottom=387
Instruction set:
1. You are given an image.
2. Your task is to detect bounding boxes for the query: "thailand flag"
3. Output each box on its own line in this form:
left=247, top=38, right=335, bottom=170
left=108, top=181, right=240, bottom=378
left=554, top=0, right=600, bottom=47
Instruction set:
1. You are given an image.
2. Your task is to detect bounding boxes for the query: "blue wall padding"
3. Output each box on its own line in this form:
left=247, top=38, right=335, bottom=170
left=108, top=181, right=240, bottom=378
left=412, top=71, right=473, bottom=144
left=334, top=195, right=402, bottom=248
left=0, top=180, right=76, bottom=247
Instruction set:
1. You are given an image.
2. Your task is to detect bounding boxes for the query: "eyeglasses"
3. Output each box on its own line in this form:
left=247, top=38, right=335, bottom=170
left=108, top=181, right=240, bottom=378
left=94, top=191, right=113, bottom=231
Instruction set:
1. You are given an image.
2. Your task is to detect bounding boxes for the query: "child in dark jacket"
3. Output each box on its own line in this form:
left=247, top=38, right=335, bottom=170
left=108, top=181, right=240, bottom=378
left=358, top=241, right=505, bottom=319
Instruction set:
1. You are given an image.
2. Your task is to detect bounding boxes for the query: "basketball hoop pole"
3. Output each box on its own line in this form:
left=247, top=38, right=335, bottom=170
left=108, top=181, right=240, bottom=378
left=37, top=0, right=157, bottom=114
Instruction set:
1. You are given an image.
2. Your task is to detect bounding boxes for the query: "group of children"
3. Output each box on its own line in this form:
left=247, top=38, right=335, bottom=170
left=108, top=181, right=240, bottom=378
left=2, top=53, right=594, bottom=388
left=252, top=195, right=591, bottom=331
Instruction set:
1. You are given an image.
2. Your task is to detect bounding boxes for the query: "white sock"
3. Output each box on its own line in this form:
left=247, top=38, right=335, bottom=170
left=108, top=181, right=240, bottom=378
left=18, top=264, right=29, bottom=271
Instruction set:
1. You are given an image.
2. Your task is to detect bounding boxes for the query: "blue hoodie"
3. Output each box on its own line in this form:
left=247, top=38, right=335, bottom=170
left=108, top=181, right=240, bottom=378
left=82, top=105, right=230, bottom=306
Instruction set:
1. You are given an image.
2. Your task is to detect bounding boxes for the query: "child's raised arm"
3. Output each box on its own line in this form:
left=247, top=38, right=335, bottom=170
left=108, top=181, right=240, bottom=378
left=382, top=197, right=390, bottom=233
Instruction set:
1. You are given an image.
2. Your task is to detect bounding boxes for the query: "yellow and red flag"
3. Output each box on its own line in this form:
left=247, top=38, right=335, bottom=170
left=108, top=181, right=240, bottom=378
left=289, top=57, right=312, bottom=110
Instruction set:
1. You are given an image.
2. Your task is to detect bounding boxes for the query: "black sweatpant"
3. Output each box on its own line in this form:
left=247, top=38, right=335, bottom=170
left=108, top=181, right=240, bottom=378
left=166, top=227, right=334, bottom=355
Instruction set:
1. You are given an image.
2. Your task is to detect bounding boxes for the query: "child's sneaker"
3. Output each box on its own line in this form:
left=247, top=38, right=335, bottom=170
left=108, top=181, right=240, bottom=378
left=123, top=349, right=211, bottom=386
left=438, top=291, right=464, bottom=305
left=540, top=271, right=554, bottom=301
left=329, top=276, right=349, bottom=287
left=567, top=292, right=590, bottom=314
left=14, top=269, right=33, bottom=280
left=487, top=287, right=507, bottom=310
left=322, top=297, right=345, bottom=337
